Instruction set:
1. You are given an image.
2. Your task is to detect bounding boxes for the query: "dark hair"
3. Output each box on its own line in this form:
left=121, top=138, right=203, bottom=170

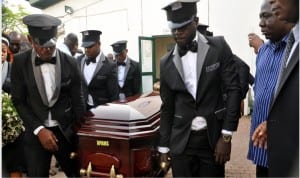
left=65, top=33, right=78, bottom=44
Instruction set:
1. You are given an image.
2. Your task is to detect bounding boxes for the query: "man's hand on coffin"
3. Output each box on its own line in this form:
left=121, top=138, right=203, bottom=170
left=159, top=152, right=171, bottom=172
left=38, top=128, right=59, bottom=152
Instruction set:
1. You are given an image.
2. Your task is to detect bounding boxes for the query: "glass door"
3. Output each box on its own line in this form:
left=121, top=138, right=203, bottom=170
left=138, top=36, right=155, bottom=93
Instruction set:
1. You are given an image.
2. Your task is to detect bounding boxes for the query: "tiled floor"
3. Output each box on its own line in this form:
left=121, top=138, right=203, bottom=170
left=225, top=116, right=256, bottom=178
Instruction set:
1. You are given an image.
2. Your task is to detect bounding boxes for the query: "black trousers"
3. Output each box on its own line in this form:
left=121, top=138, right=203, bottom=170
left=170, top=130, right=224, bottom=177
left=23, top=126, right=79, bottom=177
left=256, top=165, right=268, bottom=177
left=2, top=133, right=26, bottom=176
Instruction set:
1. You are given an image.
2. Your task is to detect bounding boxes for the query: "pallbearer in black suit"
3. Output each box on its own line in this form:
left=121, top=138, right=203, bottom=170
left=158, top=0, right=241, bottom=177
left=111, top=40, right=142, bottom=100
left=11, top=14, right=85, bottom=177
left=77, top=30, right=118, bottom=109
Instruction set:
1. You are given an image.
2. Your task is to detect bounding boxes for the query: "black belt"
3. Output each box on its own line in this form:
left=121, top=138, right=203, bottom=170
left=191, top=129, right=207, bottom=135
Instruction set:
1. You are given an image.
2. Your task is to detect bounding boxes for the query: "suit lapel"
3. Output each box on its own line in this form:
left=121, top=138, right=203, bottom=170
left=49, top=51, right=61, bottom=107
left=80, top=56, right=89, bottom=85
left=80, top=56, right=86, bottom=73
left=273, top=44, right=299, bottom=104
left=92, top=52, right=105, bottom=78
left=123, top=58, right=131, bottom=82
left=196, top=33, right=209, bottom=82
left=173, top=45, right=185, bottom=82
left=31, top=50, right=49, bottom=106
left=31, top=50, right=62, bottom=107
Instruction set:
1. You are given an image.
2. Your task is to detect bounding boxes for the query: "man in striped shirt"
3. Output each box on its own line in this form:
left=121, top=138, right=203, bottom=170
left=247, top=0, right=294, bottom=177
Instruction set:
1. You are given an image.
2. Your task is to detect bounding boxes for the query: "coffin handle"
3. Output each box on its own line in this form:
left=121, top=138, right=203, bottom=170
left=80, top=161, right=92, bottom=178
left=87, top=161, right=92, bottom=177
left=109, top=165, right=115, bottom=178
left=110, top=165, right=123, bottom=178
left=80, top=162, right=123, bottom=178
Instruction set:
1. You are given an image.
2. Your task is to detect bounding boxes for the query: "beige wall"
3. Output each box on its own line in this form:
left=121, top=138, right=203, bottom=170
left=43, top=0, right=263, bottom=65
left=43, top=0, right=264, bottom=113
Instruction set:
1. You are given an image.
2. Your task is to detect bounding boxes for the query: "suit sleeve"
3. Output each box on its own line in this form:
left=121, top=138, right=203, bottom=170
left=219, top=37, right=242, bottom=131
left=11, top=54, right=43, bottom=131
left=233, top=54, right=251, bottom=99
left=108, top=61, right=119, bottom=101
left=133, top=62, right=142, bottom=95
left=159, top=57, right=175, bottom=147
left=68, top=57, right=86, bottom=120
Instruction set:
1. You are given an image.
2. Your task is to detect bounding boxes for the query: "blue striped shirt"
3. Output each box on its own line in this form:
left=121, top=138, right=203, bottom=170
left=247, top=35, right=289, bottom=167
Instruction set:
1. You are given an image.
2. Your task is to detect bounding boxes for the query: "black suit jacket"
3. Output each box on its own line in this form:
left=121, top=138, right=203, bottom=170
left=267, top=44, right=299, bottom=177
left=11, top=50, right=85, bottom=143
left=118, top=57, right=142, bottom=97
left=233, top=55, right=253, bottom=99
left=159, top=34, right=241, bottom=154
left=77, top=53, right=118, bottom=106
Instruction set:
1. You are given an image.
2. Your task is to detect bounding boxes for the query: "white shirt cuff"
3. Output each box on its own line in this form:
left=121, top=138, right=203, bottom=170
left=33, top=126, right=45, bottom=135
left=222, top=129, right=233, bottom=136
left=158, top=146, right=170, bottom=153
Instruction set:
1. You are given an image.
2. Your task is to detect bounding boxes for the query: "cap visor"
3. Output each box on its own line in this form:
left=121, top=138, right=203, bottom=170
left=81, top=41, right=96, bottom=48
left=168, top=19, right=193, bottom=29
left=40, top=40, right=56, bottom=48
left=113, top=51, right=121, bottom=55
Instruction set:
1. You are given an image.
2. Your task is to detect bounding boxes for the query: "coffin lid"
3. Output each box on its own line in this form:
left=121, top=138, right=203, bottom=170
left=90, top=96, right=161, bottom=121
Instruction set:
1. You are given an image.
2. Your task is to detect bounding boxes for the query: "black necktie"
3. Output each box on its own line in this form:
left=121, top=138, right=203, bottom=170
left=178, top=40, right=198, bottom=57
left=117, top=61, right=126, bottom=66
left=35, top=57, right=56, bottom=66
left=86, top=58, right=96, bottom=65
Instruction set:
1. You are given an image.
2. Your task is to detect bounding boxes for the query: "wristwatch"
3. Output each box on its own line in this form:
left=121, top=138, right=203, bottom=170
left=222, top=134, right=232, bottom=143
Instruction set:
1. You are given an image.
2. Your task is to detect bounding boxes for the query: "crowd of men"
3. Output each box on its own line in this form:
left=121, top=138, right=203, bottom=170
left=2, top=13, right=142, bottom=177
left=1, top=0, right=298, bottom=177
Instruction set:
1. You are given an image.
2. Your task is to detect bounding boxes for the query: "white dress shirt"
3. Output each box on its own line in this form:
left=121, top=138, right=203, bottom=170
left=40, top=62, right=59, bottom=127
left=181, top=35, right=208, bottom=131
left=33, top=51, right=58, bottom=135
left=118, top=57, right=128, bottom=88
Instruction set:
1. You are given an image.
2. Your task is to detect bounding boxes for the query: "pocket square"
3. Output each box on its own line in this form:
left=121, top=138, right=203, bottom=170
left=64, top=106, right=72, bottom=112
left=61, top=79, right=71, bottom=87
left=206, top=62, right=220, bottom=72
left=174, top=114, right=183, bottom=119
left=96, top=75, right=107, bottom=80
